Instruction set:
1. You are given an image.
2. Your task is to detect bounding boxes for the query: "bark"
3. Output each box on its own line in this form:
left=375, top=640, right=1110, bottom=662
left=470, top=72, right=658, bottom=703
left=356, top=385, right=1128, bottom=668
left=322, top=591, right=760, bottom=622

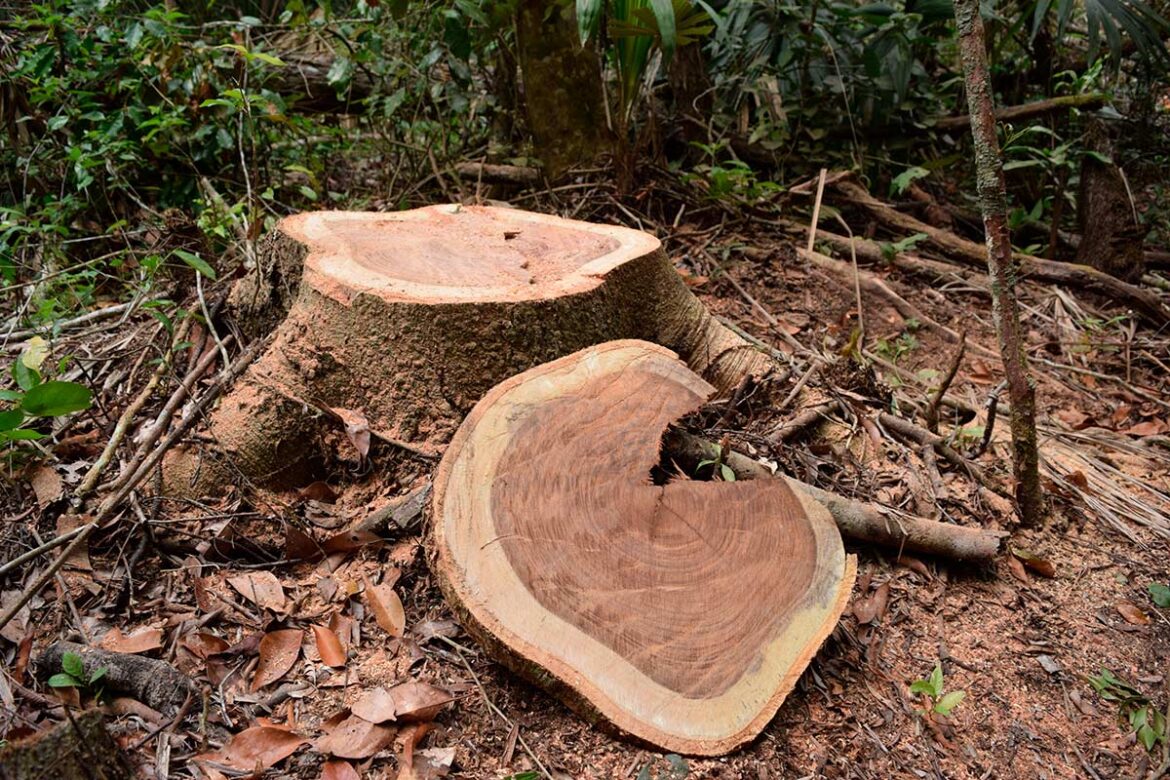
left=35, top=642, right=193, bottom=716
left=952, top=0, right=1046, bottom=527
left=0, top=709, right=134, bottom=780
left=932, top=93, right=1108, bottom=132
left=166, top=206, right=776, bottom=496
left=432, top=341, right=855, bottom=755
left=1075, top=118, right=1147, bottom=282
left=515, top=1, right=612, bottom=177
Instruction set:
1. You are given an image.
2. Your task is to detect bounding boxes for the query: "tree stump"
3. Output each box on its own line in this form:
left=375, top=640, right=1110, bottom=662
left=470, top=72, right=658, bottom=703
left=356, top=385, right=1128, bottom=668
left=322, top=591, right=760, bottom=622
left=432, top=340, right=856, bottom=755
left=165, top=206, right=774, bottom=495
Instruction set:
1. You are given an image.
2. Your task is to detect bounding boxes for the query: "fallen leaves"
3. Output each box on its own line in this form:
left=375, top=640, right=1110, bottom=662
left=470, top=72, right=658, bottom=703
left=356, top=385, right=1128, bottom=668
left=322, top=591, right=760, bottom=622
left=353, top=682, right=454, bottom=724
left=228, top=571, right=288, bottom=612
left=365, top=576, right=406, bottom=638
left=1009, top=547, right=1056, bottom=578
left=852, top=581, right=891, bottom=625
left=194, top=725, right=308, bottom=772
left=99, top=626, right=163, bottom=654
left=251, top=629, right=304, bottom=691
left=321, top=760, right=362, bottom=780
left=313, top=624, right=348, bottom=668
left=314, top=713, right=396, bottom=759
left=1116, top=601, right=1151, bottom=626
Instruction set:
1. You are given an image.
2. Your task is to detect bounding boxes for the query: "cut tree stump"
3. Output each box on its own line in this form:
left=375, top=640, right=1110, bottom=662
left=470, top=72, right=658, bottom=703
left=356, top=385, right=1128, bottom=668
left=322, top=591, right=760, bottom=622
left=432, top=340, right=856, bottom=755
left=165, top=206, right=774, bottom=495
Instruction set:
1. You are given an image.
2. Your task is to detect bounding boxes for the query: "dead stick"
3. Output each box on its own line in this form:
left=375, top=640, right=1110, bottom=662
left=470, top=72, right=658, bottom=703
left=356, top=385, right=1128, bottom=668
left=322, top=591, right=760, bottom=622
left=669, top=431, right=1005, bottom=561
left=924, top=333, right=966, bottom=433
left=877, top=412, right=1010, bottom=498
left=0, top=339, right=264, bottom=634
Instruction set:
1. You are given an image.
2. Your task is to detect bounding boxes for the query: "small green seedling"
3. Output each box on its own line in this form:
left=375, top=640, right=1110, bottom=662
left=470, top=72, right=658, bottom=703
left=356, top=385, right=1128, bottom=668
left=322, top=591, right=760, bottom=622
left=1150, top=583, right=1170, bottom=608
left=48, top=651, right=109, bottom=701
left=910, top=663, right=966, bottom=717
left=696, top=457, right=736, bottom=482
left=1089, top=668, right=1167, bottom=752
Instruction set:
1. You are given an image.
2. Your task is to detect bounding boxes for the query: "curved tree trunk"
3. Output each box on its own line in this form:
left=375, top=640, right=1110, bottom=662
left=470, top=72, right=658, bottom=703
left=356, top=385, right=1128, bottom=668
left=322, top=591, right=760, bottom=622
left=432, top=340, right=855, bottom=755
left=164, top=206, right=775, bottom=496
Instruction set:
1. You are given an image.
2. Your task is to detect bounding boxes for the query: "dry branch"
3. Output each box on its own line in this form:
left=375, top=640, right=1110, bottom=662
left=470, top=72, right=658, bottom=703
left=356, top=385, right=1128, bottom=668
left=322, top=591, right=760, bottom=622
left=35, top=642, right=193, bottom=716
left=931, top=93, right=1108, bottom=131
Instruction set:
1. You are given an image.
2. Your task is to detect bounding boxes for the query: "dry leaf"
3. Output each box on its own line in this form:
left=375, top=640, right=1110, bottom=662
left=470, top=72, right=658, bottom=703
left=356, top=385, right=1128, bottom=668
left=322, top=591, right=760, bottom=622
left=181, top=632, right=230, bottom=659
left=413, top=620, right=459, bottom=643
left=390, top=682, right=454, bottom=723
left=333, top=408, right=371, bottom=461
left=364, top=577, right=406, bottom=637
left=313, top=624, right=348, bottom=668
left=28, top=466, right=63, bottom=507
left=193, top=725, right=307, bottom=771
left=300, top=481, right=339, bottom=503
left=1005, top=554, right=1029, bottom=583
left=228, top=571, right=288, bottom=612
left=852, top=581, right=891, bottom=625
left=323, top=529, right=382, bottom=555
left=286, top=526, right=323, bottom=562
left=251, top=629, right=303, bottom=691
left=1124, top=419, right=1168, bottom=437
left=351, top=687, right=398, bottom=723
left=313, top=714, right=396, bottom=759
left=1116, top=601, right=1151, bottom=625
left=1010, top=547, right=1056, bottom=578
left=321, top=760, right=362, bottom=780
left=99, top=626, right=164, bottom=654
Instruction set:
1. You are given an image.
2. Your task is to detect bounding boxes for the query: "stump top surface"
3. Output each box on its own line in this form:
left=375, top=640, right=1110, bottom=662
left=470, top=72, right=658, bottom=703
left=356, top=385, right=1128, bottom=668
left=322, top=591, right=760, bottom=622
left=284, top=205, right=661, bottom=303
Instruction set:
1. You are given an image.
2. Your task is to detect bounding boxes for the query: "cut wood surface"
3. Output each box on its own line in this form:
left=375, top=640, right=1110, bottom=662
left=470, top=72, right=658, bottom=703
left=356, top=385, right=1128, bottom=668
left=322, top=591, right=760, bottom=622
left=432, top=340, right=856, bottom=755
left=167, top=206, right=776, bottom=495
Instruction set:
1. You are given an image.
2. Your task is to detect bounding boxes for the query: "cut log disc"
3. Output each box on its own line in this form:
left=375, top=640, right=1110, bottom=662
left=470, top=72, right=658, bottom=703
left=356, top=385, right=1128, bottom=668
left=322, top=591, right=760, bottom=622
left=167, top=206, right=774, bottom=495
left=432, top=340, right=856, bottom=755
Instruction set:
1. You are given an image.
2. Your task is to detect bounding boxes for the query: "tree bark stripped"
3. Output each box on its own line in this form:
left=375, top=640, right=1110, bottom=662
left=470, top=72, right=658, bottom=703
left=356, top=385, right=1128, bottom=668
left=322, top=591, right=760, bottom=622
left=952, top=0, right=1046, bottom=527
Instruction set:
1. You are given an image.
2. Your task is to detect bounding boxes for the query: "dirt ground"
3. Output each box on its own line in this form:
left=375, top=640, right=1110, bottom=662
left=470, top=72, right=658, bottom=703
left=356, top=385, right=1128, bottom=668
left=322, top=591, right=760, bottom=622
left=2, top=206, right=1168, bottom=780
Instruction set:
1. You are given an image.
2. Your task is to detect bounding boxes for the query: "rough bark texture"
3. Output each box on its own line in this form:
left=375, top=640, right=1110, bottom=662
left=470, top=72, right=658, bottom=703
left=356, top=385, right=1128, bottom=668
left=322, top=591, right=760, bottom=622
left=1075, top=118, right=1147, bottom=282
left=432, top=341, right=855, bottom=755
left=166, top=207, right=774, bottom=496
left=0, top=709, right=134, bottom=780
left=515, top=1, right=611, bottom=177
left=35, top=641, right=193, bottom=716
left=953, top=0, right=1045, bottom=527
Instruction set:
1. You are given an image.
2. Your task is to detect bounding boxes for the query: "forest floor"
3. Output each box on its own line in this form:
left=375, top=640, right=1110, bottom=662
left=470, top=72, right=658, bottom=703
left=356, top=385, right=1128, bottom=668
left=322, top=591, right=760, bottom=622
left=2, top=174, right=1169, bottom=780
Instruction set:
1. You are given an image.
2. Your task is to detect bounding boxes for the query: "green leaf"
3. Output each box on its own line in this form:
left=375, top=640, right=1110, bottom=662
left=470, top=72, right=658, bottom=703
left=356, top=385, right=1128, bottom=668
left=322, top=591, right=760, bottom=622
left=891, top=167, right=929, bottom=197
left=21, top=336, right=49, bottom=371
left=62, top=652, right=84, bottom=678
left=0, top=389, right=23, bottom=402
left=21, top=381, right=92, bottom=417
left=0, top=409, right=24, bottom=432
left=1148, top=583, right=1170, bottom=607
left=250, top=51, right=285, bottom=67
left=89, top=666, right=108, bottom=685
left=1138, top=723, right=1157, bottom=751
left=12, top=360, right=40, bottom=391
left=720, top=463, right=736, bottom=482
left=0, top=429, right=44, bottom=442
left=48, top=673, right=80, bottom=688
left=934, top=689, right=966, bottom=715
left=909, top=679, right=937, bottom=697
left=577, top=0, right=604, bottom=44
left=648, top=0, right=678, bottom=59
left=173, top=249, right=217, bottom=281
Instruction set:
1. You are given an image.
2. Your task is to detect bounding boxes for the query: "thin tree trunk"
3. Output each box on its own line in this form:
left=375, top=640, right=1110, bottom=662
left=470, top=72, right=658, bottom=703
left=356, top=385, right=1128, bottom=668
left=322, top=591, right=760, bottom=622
left=952, top=0, right=1046, bottom=526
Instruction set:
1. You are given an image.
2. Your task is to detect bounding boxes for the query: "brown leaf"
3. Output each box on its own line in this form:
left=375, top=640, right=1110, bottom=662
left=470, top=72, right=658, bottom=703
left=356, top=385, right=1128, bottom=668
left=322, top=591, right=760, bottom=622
left=895, top=555, right=932, bottom=579
left=323, top=529, right=382, bottom=555
left=286, top=526, right=323, bottom=562
left=321, top=760, right=362, bottom=780
left=1116, top=601, right=1151, bottom=625
left=406, top=747, right=455, bottom=780
left=1010, top=546, right=1056, bottom=578
left=99, top=626, right=164, bottom=654
left=1123, top=419, right=1168, bottom=437
left=364, top=577, right=405, bottom=638
left=28, top=466, right=63, bottom=507
left=351, top=687, right=398, bottom=723
left=333, top=408, right=371, bottom=461
left=228, top=571, right=288, bottom=612
left=313, top=624, right=348, bottom=668
left=413, top=620, right=459, bottom=643
left=300, top=481, right=339, bottom=503
left=193, top=725, right=307, bottom=771
left=251, top=629, right=303, bottom=691
left=313, top=714, right=396, bottom=759
left=389, top=682, right=454, bottom=723
left=181, top=632, right=231, bottom=659
left=852, top=581, right=891, bottom=625
left=1005, top=554, right=1029, bottom=583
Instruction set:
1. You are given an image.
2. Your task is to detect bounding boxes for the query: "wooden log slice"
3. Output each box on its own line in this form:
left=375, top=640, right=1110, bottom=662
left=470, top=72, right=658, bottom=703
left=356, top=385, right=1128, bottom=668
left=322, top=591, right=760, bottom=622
left=432, top=340, right=856, bottom=755
left=167, top=206, right=773, bottom=495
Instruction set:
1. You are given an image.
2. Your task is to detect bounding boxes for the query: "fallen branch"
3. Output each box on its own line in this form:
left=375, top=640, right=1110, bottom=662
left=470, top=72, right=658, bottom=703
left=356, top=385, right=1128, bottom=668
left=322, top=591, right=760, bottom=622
left=453, top=162, right=543, bottom=186
left=833, top=178, right=1169, bottom=326
left=931, top=92, right=1107, bottom=132
left=669, top=431, right=1005, bottom=561
left=35, top=642, right=193, bottom=716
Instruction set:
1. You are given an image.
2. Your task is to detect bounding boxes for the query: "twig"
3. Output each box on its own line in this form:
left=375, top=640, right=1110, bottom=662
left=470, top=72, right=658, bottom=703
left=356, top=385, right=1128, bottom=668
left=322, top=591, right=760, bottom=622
left=806, top=168, right=828, bottom=253
left=972, top=381, right=1006, bottom=458
left=924, top=333, right=966, bottom=433
left=0, top=339, right=265, bottom=634
left=777, top=362, right=819, bottom=414
left=0, top=523, right=90, bottom=579
left=433, top=635, right=553, bottom=780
